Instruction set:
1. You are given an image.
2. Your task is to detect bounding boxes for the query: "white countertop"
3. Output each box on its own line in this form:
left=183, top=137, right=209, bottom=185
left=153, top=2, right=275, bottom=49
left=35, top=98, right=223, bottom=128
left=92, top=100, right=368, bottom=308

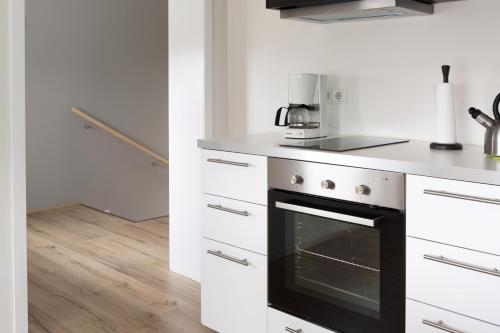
left=198, top=133, right=500, bottom=186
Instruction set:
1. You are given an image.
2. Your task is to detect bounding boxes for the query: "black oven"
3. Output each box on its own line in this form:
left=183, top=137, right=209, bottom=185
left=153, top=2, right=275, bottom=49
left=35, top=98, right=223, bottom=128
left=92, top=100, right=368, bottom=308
left=268, top=189, right=405, bottom=333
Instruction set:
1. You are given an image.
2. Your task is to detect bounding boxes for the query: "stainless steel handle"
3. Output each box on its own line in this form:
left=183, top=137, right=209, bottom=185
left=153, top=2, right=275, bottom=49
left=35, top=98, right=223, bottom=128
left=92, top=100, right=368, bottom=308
left=424, top=255, right=500, bottom=277
left=207, top=204, right=249, bottom=217
left=285, top=328, right=303, bottom=333
left=207, top=250, right=249, bottom=266
left=422, top=320, right=466, bottom=333
left=207, top=158, right=249, bottom=168
left=424, top=189, right=500, bottom=206
left=276, top=201, right=376, bottom=228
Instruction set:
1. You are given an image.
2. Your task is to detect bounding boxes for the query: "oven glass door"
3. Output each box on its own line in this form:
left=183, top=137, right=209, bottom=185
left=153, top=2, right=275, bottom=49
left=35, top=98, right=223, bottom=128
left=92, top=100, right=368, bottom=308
left=268, top=190, right=405, bottom=333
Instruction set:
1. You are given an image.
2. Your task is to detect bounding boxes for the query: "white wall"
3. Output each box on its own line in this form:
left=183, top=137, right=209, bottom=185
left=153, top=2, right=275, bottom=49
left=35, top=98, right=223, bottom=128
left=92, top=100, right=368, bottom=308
left=0, top=0, right=28, bottom=332
left=169, top=0, right=211, bottom=281
left=26, top=0, right=169, bottom=221
left=0, top=1, right=14, bottom=330
left=218, top=0, right=500, bottom=145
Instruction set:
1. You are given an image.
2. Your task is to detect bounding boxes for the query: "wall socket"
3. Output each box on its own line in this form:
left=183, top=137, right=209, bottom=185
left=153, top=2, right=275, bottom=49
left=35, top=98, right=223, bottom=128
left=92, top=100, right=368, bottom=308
left=334, top=88, right=347, bottom=104
left=327, top=88, right=347, bottom=104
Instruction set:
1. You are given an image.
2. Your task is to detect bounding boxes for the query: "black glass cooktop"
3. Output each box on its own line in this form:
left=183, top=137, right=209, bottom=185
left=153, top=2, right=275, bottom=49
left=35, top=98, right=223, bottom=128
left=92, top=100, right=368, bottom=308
left=280, top=136, right=409, bottom=152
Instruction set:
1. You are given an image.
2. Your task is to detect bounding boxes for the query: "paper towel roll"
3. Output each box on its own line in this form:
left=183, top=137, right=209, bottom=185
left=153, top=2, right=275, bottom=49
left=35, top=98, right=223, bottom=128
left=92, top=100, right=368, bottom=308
left=435, top=83, right=457, bottom=144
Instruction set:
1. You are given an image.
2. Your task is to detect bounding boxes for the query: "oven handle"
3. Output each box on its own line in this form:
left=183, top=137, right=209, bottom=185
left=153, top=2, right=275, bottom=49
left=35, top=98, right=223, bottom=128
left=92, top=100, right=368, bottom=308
left=275, top=201, right=376, bottom=228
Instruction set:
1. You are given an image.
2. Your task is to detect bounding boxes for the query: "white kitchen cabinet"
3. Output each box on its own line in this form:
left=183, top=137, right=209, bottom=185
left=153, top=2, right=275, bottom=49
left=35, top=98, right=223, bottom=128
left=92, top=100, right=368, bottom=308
left=202, top=194, right=267, bottom=255
left=407, top=299, right=500, bottom=333
left=201, top=238, right=267, bottom=333
left=201, top=149, right=268, bottom=205
left=201, top=149, right=268, bottom=333
left=407, top=175, right=500, bottom=255
left=407, top=237, right=500, bottom=326
left=268, top=308, right=335, bottom=333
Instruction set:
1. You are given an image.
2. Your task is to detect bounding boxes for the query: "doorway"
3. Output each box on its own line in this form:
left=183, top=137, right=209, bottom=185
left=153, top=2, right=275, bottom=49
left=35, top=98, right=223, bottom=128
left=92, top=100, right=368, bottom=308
left=24, top=1, right=210, bottom=332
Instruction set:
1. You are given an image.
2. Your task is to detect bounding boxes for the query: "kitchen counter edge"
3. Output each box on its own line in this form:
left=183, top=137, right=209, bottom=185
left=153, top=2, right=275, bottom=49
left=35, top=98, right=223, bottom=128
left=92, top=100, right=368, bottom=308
left=198, top=134, right=500, bottom=187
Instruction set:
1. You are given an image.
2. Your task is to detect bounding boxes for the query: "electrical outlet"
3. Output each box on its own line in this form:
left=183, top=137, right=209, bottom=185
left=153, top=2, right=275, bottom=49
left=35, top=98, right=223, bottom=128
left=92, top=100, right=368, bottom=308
left=332, top=88, right=347, bottom=104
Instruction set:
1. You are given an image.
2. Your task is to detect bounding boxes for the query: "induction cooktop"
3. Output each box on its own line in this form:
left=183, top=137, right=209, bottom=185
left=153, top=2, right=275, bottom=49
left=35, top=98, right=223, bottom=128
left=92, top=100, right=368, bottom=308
left=280, top=136, right=409, bottom=152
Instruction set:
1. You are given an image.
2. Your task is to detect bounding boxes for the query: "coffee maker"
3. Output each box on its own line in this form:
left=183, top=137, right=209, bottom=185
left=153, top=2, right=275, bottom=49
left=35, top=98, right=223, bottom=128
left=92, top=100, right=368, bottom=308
left=275, top=73, right=327, bottom=139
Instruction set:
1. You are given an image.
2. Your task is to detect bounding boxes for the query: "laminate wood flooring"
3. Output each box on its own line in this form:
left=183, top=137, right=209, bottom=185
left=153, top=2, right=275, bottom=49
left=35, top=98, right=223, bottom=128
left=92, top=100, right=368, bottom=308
left=28, top=205, right=214, bottom=333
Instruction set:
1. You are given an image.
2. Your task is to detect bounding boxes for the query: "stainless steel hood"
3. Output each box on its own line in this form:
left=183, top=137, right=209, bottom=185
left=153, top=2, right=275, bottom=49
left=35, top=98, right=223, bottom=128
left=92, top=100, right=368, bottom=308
left=280, top=0, right=433, bottom=23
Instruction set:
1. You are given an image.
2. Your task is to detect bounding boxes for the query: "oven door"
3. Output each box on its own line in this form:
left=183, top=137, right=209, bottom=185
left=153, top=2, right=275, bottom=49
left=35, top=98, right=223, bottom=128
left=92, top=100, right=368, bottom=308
left=268, top=190, right=405, bottom=333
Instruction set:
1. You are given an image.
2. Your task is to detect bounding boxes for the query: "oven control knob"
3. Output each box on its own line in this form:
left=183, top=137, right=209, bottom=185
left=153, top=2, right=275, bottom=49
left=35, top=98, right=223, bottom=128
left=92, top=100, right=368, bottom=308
left=321, top=180, right=336, bottom=190
left=290, top=175, right=303, bottom=185
left=356, top=185, right=371, bottom=196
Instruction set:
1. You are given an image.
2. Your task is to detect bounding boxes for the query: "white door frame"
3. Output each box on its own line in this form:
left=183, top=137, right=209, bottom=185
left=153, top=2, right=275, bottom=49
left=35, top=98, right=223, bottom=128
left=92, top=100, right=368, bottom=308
left=11, top=0, right=28, bottom=331
left=1, top=0, right=28, bottom=332
left=168, top=0, right=214, bottom=281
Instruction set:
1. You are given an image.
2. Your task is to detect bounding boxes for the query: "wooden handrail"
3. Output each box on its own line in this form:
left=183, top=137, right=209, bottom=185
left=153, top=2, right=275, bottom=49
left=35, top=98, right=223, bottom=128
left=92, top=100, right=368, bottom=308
left=71, top=107, right=169, bottom=166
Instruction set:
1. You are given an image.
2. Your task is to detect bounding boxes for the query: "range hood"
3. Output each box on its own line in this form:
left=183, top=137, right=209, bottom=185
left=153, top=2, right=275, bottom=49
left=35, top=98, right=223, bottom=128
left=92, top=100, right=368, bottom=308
left=279, top=0, right=434, bottom=23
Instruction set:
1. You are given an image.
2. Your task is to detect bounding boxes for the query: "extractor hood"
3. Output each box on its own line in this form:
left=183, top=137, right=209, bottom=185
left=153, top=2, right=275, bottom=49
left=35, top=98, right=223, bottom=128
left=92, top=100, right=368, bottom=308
left=278, top=0, right=434, bottom=23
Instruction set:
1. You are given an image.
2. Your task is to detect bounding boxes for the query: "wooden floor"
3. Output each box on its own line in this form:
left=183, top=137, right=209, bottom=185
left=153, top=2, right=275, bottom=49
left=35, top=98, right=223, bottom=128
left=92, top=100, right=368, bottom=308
left=28, top=205, right=214, bottom=333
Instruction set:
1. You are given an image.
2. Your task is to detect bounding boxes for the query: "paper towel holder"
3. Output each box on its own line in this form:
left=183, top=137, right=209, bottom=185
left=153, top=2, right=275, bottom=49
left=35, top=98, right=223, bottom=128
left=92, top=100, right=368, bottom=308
left=430, top=65, right=463, bottom=151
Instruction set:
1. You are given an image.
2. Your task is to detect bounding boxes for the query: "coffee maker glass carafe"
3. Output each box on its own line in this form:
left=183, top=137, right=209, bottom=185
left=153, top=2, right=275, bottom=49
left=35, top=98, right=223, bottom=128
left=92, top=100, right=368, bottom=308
left=288, top=104, right=320, bottom=129
left=275, top=73, right=326, bottom=139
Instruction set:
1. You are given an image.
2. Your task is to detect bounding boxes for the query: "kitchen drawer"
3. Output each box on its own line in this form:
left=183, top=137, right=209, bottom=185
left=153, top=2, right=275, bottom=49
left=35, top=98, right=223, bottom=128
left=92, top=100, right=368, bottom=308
left=202, top=238, right=267, bottom=333
left=407, top=237, right=500, bottom=325
left=407, top=299, right=500, bottom=333
left=268, top=308, right=334, bottom=333
left=407, top=175, right=500, bottom=255
left=202, top=194, right=267, bottom=255
left=201, top=150, right=267, bottom=205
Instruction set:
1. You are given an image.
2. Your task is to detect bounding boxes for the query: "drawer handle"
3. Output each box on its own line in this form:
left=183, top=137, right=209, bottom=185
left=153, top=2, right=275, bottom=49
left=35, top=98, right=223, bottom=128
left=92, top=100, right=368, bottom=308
left=207, top=250, right=249, bottom=266
left=424, top=255, right=500, bottom=277
left=207, top=158, right=249, bottom=168
left=285, top=328, right=303, bottom=333
left=422, top=319, right=466, bottom=333
left=207, top=204, right=249, bottom=217
left=424, top=189, right=500, bottom=206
